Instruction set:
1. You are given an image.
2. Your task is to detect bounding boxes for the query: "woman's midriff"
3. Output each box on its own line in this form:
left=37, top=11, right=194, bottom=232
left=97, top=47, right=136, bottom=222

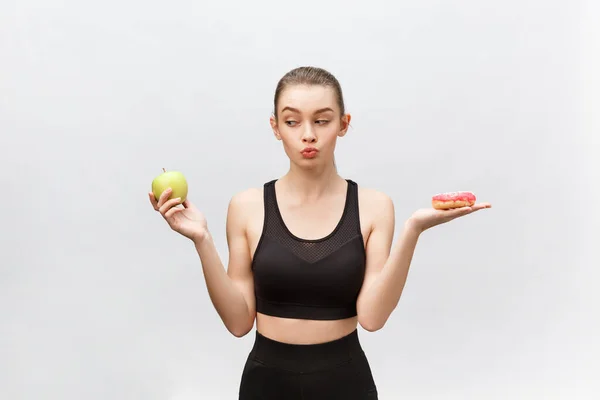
left=256, top=313, right=359, bottom=344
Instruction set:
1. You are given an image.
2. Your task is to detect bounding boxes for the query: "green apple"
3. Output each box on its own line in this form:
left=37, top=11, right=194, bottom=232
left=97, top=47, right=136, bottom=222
left=151, top=168, right=188, bottom=203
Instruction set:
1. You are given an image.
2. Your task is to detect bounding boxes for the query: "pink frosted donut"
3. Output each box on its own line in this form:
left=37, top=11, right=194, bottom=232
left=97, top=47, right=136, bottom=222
left=432, top=191, right=476, bottom=210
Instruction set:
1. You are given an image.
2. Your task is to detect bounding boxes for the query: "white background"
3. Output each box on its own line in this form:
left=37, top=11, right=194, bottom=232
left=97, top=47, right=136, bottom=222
left=1, top=0, right=598, bottom=399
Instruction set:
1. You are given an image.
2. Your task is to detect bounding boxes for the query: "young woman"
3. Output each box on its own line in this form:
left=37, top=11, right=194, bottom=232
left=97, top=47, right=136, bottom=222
left=148, top=66, right=491, bottom=399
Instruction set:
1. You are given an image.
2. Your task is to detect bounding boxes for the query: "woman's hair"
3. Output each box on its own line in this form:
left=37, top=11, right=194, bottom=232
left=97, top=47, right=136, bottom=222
left=273, top=66, right=346, bottom=118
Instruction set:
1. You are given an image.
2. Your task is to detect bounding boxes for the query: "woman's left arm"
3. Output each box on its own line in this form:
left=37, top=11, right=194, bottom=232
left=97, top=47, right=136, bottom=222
left=356, top=191, right=491, bottom=332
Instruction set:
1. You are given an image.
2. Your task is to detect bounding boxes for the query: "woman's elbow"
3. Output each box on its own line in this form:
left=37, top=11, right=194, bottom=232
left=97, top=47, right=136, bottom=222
left=230, top=328, right=250, bottom=338
left=358, top=315, right=385, bottom=332
left=227, top=317, right=255, bottom=338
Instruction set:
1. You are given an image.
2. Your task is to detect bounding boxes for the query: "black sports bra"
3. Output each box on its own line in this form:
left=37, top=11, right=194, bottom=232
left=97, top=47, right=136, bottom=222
left=251, top=179, right=366, bottom=320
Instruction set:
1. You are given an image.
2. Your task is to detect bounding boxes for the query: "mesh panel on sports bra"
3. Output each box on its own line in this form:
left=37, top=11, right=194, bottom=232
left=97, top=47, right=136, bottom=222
left=262, top=180, right=362, bottom=264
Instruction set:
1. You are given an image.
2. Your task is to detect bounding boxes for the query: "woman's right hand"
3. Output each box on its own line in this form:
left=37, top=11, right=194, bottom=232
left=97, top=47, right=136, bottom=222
left=148, top=188, right=209, bottom=243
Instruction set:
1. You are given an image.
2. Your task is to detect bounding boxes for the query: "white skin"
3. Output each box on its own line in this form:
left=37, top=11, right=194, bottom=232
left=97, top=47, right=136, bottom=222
left=148, top=84, right=492, bottom=344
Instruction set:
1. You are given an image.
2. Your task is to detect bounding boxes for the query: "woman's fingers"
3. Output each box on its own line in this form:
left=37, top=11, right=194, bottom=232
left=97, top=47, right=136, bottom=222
left=148, top=192, right=159, bottom=210
left=444, top=206, right=473, bottom=217
left=149, top=188, right=177, bottom=211
left=156, top=188, right=173, bottom=208
left=442, top=202, right=491, bottom=220
left=165, top=206, right=183, bottom=219
left=159, top=197, right=182, bottom=216
left=181, top=199, right=196, bottom=210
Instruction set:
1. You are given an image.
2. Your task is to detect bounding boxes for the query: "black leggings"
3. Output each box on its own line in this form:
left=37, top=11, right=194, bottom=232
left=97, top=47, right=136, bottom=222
left=238, top=329, right=378, bottom=399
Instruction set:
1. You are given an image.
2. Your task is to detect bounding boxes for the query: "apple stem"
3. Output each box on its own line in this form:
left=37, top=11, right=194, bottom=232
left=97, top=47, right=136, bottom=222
left=162, top=168, right=166, bottom=173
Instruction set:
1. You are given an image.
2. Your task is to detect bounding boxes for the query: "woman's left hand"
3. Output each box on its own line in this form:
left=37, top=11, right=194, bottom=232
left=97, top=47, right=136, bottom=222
left=408, top=202, right=492, bottom=233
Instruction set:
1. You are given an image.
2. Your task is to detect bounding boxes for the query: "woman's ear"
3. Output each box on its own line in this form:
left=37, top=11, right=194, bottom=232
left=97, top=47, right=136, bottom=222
left=270, top=114, right=281, bottom=141
left=339, top=113, right=352, bottom=137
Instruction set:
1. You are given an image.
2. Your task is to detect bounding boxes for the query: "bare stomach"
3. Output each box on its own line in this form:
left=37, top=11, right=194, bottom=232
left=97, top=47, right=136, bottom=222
left=255, top=313, right=358, bottom=344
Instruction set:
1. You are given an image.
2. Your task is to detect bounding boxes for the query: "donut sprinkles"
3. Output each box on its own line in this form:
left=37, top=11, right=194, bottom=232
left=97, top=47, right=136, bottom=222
left=432, top=191, right=476, bottom=210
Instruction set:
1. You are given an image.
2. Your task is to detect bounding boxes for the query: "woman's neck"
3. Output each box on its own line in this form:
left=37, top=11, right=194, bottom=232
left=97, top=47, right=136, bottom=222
left=278, top=161, right=345, bottom=202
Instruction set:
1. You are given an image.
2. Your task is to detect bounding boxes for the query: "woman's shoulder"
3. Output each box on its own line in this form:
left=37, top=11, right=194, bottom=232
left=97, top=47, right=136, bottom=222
left=225, top=186, right=264, bottom=230
left=354, top=182, right=393, bottom=208
left=351, top=182, right=395, bottom=236
left=355, top=183, right=395, bottom=221
left=229, top=186, right=264, bottom=209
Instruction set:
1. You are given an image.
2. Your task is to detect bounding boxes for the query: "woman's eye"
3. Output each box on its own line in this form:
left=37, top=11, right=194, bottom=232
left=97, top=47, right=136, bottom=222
left=316, top=120, right=329, bottom=125
left=285, top=121, right=297, bottom=126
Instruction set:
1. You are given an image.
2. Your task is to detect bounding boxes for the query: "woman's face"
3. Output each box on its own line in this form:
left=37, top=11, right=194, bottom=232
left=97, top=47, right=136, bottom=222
left=271, top=84, right=351, bottom=168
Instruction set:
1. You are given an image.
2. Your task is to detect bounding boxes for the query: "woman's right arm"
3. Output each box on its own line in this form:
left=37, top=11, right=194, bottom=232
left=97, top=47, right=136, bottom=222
left=150, top=187, right=257, bottom=338
left=193, top=190, right=257, bottom=337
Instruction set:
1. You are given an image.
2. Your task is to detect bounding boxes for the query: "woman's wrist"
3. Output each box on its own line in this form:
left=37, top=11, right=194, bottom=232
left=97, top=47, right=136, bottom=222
left=405, top=216, right=424, bottom=235
left=192, top=229, right=212, bottom=247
